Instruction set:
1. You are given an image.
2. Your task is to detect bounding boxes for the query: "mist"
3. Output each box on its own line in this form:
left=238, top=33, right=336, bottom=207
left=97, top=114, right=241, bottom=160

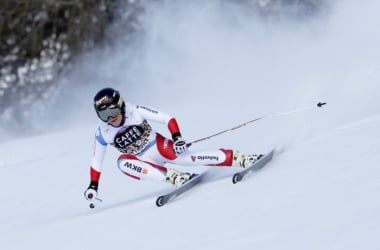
left=18, top=0, right=380, bottom=148
left=1, top=2, right=380, bottom=249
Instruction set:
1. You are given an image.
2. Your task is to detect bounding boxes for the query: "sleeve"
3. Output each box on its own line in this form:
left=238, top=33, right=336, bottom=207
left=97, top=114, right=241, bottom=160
left=135, top=104, right=183, bottom=140
left=89, top=127, right=108, bottom=183
left=167, top=118, right=182, bottom=141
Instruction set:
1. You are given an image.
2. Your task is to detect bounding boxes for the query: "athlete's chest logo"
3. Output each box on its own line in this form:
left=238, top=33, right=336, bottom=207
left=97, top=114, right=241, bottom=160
left=114, top=125, right=144, bottom=148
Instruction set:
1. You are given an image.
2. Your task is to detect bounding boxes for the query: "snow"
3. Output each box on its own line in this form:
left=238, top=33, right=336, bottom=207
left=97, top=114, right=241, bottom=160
left=1, top=0, right=380, bottom=249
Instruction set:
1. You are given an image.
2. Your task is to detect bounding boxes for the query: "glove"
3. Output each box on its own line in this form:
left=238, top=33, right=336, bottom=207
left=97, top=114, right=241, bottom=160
left=173, top=136, right=188, bottom=156
left=84, top=181, right=98, bottom=201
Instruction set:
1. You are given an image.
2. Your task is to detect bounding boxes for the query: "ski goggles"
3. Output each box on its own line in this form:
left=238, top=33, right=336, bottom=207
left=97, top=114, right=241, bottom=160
left=97, top=107, right=121, bottom=122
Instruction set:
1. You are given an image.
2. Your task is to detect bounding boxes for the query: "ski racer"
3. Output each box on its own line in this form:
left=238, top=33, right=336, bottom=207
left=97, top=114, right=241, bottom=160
left=84, top=87, right=262, bottom=201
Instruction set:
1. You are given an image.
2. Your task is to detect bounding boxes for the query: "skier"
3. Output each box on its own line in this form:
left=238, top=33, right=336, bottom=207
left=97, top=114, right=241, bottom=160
left=84, top=87, right=262, bottom=201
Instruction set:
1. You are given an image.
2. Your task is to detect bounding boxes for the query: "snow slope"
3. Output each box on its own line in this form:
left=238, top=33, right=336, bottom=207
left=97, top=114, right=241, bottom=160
left=1, top=1, right=380, bottom=249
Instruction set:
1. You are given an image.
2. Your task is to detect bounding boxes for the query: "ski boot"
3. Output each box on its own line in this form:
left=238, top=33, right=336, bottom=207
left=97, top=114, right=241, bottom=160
left=166, top=169, right=193, bottom=187
left=233, top=151, right=264, bottom=168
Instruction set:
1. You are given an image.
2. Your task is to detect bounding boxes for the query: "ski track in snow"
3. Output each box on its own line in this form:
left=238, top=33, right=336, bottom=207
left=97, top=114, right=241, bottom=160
left=1, top=114, right=380, bottom=249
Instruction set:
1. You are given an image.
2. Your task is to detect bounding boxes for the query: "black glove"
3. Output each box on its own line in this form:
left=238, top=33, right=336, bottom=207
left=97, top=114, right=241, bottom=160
left=172, top=133, right=188, bottom=156
left=84, top=181, right=98, bottom=201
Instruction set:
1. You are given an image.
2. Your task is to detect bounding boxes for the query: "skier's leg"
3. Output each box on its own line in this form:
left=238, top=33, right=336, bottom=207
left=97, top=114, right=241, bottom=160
left=154, top=133, right=231, bottom=165
left=173, top=149, right=234, bottom=166
left=117, top=154, right=193, bottom=186
left=117, top=154, right=167, bottom=182
left=173, top=149, right=262, bottom=168
left=155, top=133, right=262, bottom=168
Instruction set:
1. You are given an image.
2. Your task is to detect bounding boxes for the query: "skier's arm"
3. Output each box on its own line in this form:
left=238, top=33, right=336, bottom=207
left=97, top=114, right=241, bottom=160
left=84, top=128, right=107, bottom=200
left=90, top=130, right=107, bottom=181
left=169, top=118, right=188, bottom=155
left=135, top=104, right=184, bottom=139
left=135, top=104, right=187, bottom=155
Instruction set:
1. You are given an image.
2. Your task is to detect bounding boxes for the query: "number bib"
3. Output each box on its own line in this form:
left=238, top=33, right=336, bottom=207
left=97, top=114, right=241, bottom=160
left=112, top=120, right=152, bottom=154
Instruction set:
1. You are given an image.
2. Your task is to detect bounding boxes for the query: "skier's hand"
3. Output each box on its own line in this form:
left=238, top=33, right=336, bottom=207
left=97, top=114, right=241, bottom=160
left=173, top=136, right=188, bottom=156
left=84, top=181, right=98, bottom=201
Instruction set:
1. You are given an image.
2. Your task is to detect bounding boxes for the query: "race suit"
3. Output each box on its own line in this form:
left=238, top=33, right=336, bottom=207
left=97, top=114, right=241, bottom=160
left=89, top=102, right=234, bottom=184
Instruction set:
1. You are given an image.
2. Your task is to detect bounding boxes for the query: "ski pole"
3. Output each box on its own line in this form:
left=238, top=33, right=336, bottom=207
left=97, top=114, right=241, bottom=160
left=89, top=197, right=103, bottom=209
left=188, top=102, right=326, bottom=145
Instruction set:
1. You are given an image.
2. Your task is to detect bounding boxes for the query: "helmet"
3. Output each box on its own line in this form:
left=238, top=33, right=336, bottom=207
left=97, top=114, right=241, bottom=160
left=93, top=87, right=125, bottom=122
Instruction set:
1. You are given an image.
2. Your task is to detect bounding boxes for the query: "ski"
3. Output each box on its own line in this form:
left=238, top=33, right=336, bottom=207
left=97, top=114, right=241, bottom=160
left=156, top=173, right=205, bottom=207
left=232, top=149, right=275, bottom=184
